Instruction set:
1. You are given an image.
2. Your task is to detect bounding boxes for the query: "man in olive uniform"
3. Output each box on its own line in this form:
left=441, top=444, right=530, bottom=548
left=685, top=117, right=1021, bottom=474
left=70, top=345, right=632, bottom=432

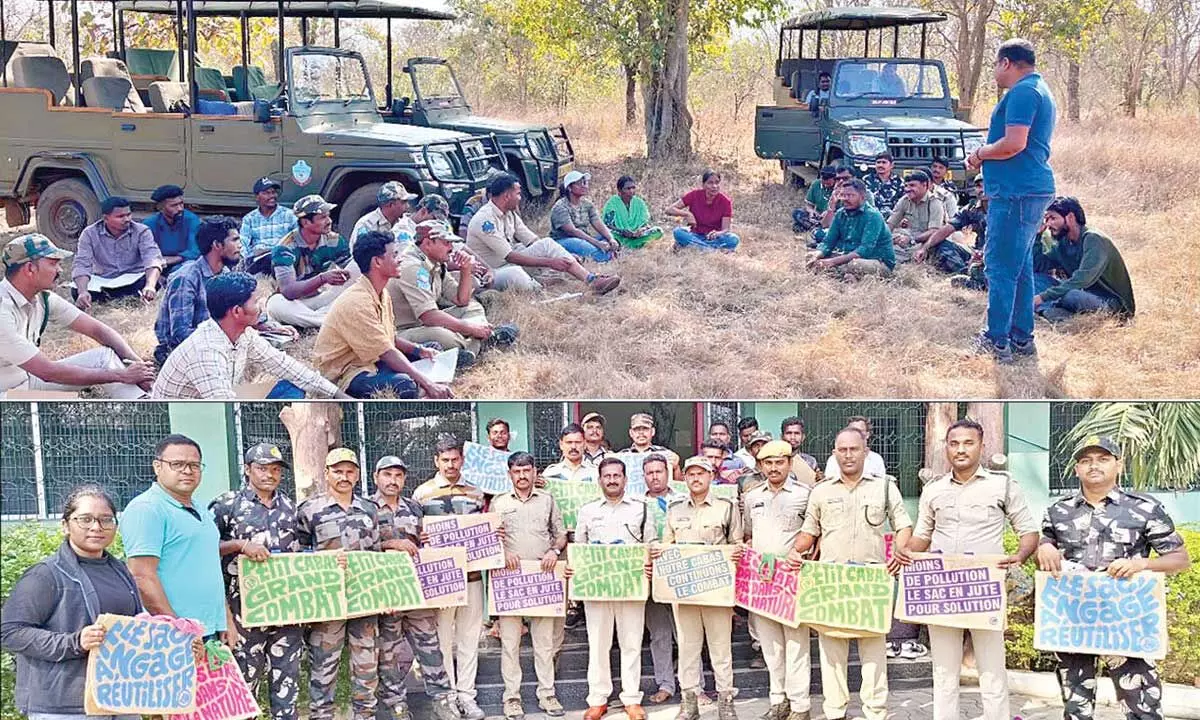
left=1037, top=436, right=1191, bottom=720
left=492, top=451, right=569, bottom=719
left=209, top=442, right=304, bottom=720
left=790, top=428, right=912, bottom=720
left=543, top=424, right=597, bottom=482
left=297, top=448, right=381, bottom=720
left=743, top=441, right=814, bottom=720
left=370, top=455, right=461, bottom=720
left=655, top=456, right=744, bottom=720
left=392, top=221, right=516, bottom=361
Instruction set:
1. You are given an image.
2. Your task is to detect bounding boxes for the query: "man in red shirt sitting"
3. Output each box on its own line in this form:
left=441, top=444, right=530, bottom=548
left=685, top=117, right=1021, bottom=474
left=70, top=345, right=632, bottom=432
left=665, top=170, right=739, bottom=251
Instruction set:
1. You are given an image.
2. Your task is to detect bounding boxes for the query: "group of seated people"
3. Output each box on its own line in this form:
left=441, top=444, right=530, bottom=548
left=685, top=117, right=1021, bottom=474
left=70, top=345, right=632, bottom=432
left=792, top=154, right=1136, bottom=320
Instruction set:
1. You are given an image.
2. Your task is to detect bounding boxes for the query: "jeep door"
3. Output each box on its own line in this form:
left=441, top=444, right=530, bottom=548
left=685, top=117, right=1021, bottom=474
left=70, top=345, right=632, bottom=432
left=754, top=105, right=821, bottom=162
left=189, top=112, right=283, bottom=198
left=107, top=112, right=188, bottom=192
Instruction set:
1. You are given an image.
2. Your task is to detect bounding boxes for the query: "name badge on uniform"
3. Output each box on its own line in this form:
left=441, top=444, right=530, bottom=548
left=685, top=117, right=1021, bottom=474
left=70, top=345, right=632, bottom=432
left=416, top=266, right=432, bottom=291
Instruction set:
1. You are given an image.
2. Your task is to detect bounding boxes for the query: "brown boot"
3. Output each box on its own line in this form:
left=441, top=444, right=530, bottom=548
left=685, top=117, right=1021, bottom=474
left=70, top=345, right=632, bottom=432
left=717, top=692, right=738, bottom=720
left=589, top=274, right=621, bottom=294
left=583, top=705, right=608, bottom=720
left=676, top=691, right=700, bottom=720
left=758, top=702, right=788, bottom=720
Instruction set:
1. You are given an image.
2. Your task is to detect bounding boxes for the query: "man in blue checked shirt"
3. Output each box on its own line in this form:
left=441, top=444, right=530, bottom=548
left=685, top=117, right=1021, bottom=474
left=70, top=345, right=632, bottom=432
left=241, top=177, right=298, bottom=275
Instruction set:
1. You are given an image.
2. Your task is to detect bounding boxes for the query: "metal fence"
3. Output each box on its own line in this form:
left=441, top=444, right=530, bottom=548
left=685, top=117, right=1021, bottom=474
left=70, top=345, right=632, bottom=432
left=526, top=402, right=569, bottom=468
left=794, top=402, right=928, bottom=496
left=1048, top=401, right=1096, bottom=493
left=1, top=402, right=172, bottom=518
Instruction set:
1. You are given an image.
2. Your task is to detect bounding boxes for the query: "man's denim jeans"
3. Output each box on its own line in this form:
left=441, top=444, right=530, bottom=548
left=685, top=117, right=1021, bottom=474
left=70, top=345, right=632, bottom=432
left=1035, top=272, right=1122, bottom=322
left=553, top=235, right=614, bottom=262
left=672, top=227, right=740, bottom=251
left=983, top=195, right=1053, bottom=347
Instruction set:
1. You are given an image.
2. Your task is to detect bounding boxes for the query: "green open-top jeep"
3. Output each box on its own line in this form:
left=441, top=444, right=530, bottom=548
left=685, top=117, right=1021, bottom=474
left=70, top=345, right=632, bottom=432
left=754, top=6, right=985, bottom=192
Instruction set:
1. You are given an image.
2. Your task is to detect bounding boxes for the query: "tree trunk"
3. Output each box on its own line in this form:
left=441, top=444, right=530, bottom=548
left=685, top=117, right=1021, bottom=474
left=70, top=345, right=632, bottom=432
left=1067, top=58, right=1081, bottom=122
left=966, top=402, right=1006, bottom=468
left=279, top=403, right=343, bottom=501
left=644, top=0, right=693, bottom=159
left=951, top=0, right=996, bottom=110
left=924, top=403, right=958, bottom=477
left=624, top=63, right=637, bottom=126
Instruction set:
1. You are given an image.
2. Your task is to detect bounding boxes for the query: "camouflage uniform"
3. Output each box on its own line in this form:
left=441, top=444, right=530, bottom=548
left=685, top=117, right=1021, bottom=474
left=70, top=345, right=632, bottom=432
left=372, top=491, right=454, bottom=717
left=209, top=485, right=305, bottom=720
left=297, top=493, right=382, bottom=720
left=1041, top=487, right=1186, bottom=720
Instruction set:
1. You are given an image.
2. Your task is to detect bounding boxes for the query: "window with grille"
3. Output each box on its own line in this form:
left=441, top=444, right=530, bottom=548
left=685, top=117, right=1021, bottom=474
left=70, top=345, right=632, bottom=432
left=1048, top=402, right=1096, bottom=494
left=526, top=402, right=568, bottom=468
left=795, top=402, right=927, bottom=496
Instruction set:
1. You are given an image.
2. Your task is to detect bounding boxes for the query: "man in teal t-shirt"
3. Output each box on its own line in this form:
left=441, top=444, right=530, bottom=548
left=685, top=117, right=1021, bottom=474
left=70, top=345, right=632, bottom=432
left=793, top=166, right=837, bottom=233
left=121, top=433, right=232, bottom=641
left=807, top=179, right=896, bottom=278
left=965, top=38, right=1056, bottom=363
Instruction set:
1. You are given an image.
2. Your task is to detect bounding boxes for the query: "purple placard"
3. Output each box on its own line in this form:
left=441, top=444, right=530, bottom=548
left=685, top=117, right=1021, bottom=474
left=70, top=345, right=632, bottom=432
left=424, top=516, right=504, bottom=567
left=490, top=566, right=566, bottom=614
left=416, top=556, right=467, bottom=600
left=901, top=557, right=1004, bottom=616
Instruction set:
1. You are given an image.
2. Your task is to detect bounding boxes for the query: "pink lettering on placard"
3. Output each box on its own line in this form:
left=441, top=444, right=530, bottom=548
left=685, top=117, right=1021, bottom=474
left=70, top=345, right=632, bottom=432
left=734, top=548, right=799, bottom=624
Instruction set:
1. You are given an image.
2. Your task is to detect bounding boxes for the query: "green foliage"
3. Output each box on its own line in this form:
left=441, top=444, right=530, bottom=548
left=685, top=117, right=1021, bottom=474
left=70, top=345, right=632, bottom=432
left=1002, top=527, right=1200, bottom=684
left=1059, top=402, right=1200, bottom=492
left=997, top=0, right=1113, bottom=59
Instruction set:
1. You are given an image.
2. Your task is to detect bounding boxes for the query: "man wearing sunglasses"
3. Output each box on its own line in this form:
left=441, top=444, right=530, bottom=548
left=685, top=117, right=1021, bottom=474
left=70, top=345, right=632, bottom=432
left=121, top=434, right=237, bottom=649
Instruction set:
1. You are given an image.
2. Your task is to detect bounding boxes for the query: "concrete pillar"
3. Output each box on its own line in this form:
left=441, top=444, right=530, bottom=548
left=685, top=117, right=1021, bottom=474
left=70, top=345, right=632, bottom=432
left=167, top=403, right=238, bottom=508
left=1005, top=402, right=1052, bottom=517
left=475, top=402, right=531, bottom=452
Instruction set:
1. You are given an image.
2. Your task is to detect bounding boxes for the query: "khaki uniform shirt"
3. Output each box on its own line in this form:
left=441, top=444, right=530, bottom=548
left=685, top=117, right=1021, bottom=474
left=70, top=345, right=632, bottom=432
left=887, top=193, right=948, bottom=234
left=663, top=493, right=742, bottom=545
left=743, top=480, right=811, bottom=554
left=575, top=496, right=653, bottom=545
left=0, top=279, right=82, bottom=392
left=914, top=467, right=1038, bottom=555
left=465, top=200, right=540, bottom=269
left=543, top=459, right=596, bottom=482
left=491, top=488, right=566, bottom=560
left=391, top=242, right=462, bottom=330
left=801, top=474, right=912, bottom=564
left=931, top=184, right=958, bottom=218
left=312, top=275, right=396, bottom=391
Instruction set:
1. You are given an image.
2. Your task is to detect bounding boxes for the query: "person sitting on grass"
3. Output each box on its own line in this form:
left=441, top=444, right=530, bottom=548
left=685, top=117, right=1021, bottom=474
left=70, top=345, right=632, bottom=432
left=794, top=166, right=837, bottom=233
left=265, top=194, right=356, bottom=329
left=811, top=166, right=876, bottom=247
left=666, top=170, right=740, bottom=252
left=915, top=175, right=987, bottom=285
left=144, top=184, right=200, bottom=275
left=313, top=230, right=453, bottom=399
left=72, top=196, right=164, bottom=310
left=466, top=172, right=621, bottom=294
left=550, top=170, right=620, bottom=262
left=928, top=156, right=959, bottom=216
left=887, top=169, right=949, bottom=262
left=806, top=179, right=896, bottom=278
left=1033, top=196, right=1135, bottom=322
left=602, top=176, right=664, bottom=249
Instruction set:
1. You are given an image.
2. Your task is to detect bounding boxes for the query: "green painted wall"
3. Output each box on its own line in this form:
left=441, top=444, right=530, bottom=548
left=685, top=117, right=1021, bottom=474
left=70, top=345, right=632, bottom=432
left=168, top=403, right=239, bottom=507
left=475, top=402, right=530, bottom=451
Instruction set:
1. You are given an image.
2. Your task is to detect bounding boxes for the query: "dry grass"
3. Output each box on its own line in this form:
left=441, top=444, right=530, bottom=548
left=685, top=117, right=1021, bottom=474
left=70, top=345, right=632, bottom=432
left=11, top=108, right=1200, bottom=399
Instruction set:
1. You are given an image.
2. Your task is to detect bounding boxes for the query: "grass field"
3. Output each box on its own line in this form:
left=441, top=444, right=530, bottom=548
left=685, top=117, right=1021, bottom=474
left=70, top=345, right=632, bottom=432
left=10, top=109, right=1199, bottom=399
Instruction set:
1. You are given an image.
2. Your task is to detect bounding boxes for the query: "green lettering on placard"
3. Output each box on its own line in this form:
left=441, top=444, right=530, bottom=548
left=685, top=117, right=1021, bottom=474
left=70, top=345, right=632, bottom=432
left=239, top=553, right=346, bottom=627
left=794, top=561, right=893, bottom=634
left=545, top=479, right=602, bottom=531
left=344, top=551, right=425, bottom=617
left=568, top=544, right=648, bottom=601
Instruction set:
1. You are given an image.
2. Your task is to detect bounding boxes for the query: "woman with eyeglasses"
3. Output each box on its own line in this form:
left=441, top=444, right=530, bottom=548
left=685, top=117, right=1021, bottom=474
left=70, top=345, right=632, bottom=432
left=0, top=485, right=143, bottom=720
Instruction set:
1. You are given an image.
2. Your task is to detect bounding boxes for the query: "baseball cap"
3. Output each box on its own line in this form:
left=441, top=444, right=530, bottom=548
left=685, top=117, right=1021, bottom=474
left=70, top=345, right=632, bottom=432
left=1073, top=435, right=1121, bottom=460
left=756, top=440, right=793, bottom=460
left=294, top=194, right=337, bottom=218
left=325, top=447, right=359, bottom=467
left=2, top=233, right=72, bottom=268
left=253, top=176, right=282, bottom=194
left=417, top=194, right=450, bottom=220
left=562, top=170, right=591, bottom=188
left=377, top=181, right=417, bottom=205
left=375, top=455, right=407, bottom=471
left=581, top=412, right=605, bottom=426
left=746, top=431, right=772, bottom=448
left=243, top=442, right=289, bottom=467
left=415, top=220, right=461, bottom=243
left=683, top=456, right=715, bottom=473
left=629, top=413, right=654, bottom=429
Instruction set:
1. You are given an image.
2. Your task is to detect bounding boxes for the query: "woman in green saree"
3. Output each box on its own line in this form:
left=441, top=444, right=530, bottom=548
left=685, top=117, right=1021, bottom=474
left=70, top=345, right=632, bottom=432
left=601, top=176, right=664, bottom=249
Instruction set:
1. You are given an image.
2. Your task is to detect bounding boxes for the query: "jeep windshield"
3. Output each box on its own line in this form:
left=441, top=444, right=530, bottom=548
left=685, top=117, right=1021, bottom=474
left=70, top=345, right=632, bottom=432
left=411, top=62, right=466, bottom=109
left=833, top=60, right=947, bottom=101
left=291, top=51, right=375, bottom=111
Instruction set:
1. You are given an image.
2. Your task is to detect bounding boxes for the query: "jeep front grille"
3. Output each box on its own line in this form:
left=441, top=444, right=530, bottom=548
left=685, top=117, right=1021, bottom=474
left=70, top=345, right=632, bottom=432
left=887, top=135, right=961, bottom=162
left=532, top=133, right=555, bottom=160
left=463, top=142, right=490, bottom=176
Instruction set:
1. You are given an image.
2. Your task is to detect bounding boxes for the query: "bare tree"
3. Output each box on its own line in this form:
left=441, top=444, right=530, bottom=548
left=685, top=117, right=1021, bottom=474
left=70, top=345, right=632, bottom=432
left=280, top=403, right=343, bottom=502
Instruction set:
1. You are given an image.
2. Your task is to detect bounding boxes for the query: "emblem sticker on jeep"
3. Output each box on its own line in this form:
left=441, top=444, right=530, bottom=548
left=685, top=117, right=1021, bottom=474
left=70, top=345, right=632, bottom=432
left=292, top=160, right=313, bottom=186
left=870, top=99, right=898, bottom=105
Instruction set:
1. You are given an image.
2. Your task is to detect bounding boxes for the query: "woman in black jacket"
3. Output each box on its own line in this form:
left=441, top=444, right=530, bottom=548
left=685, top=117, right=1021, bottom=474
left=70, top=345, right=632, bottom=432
left=0, top=485, right=143, bottom=720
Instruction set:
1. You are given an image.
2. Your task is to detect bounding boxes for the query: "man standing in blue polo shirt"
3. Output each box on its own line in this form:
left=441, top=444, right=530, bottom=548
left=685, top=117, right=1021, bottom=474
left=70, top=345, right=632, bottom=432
left=966, top=38, right=1056, bottom=363
left=122, top=433, right=235, bottom=646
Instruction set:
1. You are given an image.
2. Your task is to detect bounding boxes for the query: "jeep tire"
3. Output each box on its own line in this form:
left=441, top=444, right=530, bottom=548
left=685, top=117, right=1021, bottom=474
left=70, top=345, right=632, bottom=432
left=36, top=178, right=99, bottom=252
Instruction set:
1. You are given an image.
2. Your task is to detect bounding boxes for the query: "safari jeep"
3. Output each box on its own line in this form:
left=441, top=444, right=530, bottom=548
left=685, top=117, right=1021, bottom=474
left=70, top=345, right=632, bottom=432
left=387, top=57, right=575, bottom=201
left=754, top=6, right=985, bottom=192
left=0, top=41, right=499, bottom=247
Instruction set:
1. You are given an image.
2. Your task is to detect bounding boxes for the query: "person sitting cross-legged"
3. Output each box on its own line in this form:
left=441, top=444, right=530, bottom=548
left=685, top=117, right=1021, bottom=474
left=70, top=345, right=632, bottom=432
left=152, top=272, right=343, bottom=399
left=466, top=172, right=620, bottom=294
left=887, top=169, right=949, bottom=262
left=72, top=196, right=164, bottom=310
left=550, top=170, right=620, bottom=262
left=1033, top=196, right=1135, bottom=323
left=393, top=221, right=517, bottom=367
left=313, top=231, right=453, bottom=399
left=666, top=170, right=739, bottom=252
left=793, top=166, right=837, bottom=233
left=265, top=194, right=358, bottom=329
left=806, top=178, right=896, bottom=278
left=602, top=176, right=664, bottom=249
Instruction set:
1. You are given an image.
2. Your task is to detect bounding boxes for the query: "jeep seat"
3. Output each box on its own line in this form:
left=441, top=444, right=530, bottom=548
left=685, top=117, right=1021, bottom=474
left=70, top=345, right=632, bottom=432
left=10, top=54, right=73, bottom=106
left=83, top=76, right=146, bottom=112
left=233, top=64, right=280, bottom=102
left=195, top=66, right=229, bottom=101
left=149, top=80, right=189, bottom=113
left=80, top=57, right=145, bottom=111
left=125, top=48, right=178, bottom=80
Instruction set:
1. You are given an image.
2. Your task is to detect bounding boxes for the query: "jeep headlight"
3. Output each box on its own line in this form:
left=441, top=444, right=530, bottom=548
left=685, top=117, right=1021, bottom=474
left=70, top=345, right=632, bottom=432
left=427, top=152, right=455, bottom=178
left=962, top=135, right=985, bottom=156
left=847, top=134, right=888, bottom=158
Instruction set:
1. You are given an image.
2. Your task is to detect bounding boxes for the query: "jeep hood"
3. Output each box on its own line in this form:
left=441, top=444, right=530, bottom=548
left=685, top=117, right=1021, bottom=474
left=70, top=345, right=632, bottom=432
left=837, top=115, right=981, bottom=133
left=308, top=119, right=477, bottom=146
left=432, top=114, right=546, bottom=136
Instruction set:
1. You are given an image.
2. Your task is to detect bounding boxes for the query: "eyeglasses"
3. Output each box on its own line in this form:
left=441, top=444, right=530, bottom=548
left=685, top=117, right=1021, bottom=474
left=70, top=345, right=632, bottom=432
left=157, top=459, right=205, bottom=473
left=70, top=515, right=118, bottom=529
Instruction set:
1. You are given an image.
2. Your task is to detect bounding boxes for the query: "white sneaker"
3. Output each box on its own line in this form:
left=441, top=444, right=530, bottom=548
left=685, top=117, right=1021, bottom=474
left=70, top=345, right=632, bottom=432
left=458, top=697, right=486, bottom=720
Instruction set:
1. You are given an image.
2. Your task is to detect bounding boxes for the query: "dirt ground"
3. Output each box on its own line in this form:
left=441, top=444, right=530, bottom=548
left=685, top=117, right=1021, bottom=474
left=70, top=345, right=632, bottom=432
left=9, top=110, right=1199, bottom=399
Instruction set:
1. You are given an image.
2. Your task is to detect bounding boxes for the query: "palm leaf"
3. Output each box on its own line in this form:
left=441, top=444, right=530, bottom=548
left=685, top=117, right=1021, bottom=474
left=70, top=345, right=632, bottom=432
left=1062, top=402, right=1200, bottom=492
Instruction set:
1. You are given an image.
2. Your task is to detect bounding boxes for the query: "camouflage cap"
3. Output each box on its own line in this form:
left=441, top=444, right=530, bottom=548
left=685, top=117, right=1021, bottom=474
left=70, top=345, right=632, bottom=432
left=756, top=440, right=793, bottom=460
left=374, top=455, right=407, bottom=471
left=3, top=233, right=72, bottom=269
left=414, top=219, right=460, bottom=243
left=581, top=412, right=605, bottom=426
left=682, top=456, right=715, bottom=473
left=325, top=447, right=359, bottom=467
left=629, top=412, right=654, bottom=429
left=416, top=194, right=450, bottom=220
left=1074, top=435, right=1121, bottom=460
left=294, top=194, right=337, bottom=218
left=746, top=431, right=772, bottom=448
left=377, top=181, right=417, bottom=205
left=244, top=441, right=289, bottom=467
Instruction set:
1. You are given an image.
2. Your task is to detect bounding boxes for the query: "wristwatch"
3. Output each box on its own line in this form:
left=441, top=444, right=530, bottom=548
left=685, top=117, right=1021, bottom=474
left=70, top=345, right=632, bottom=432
left=552, top=548, right=563, bottom=556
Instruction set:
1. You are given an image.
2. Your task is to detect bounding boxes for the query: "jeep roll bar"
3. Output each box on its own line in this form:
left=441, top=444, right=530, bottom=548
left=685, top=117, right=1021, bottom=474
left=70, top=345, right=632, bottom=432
left=777, top=5, right=946, bottom=70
